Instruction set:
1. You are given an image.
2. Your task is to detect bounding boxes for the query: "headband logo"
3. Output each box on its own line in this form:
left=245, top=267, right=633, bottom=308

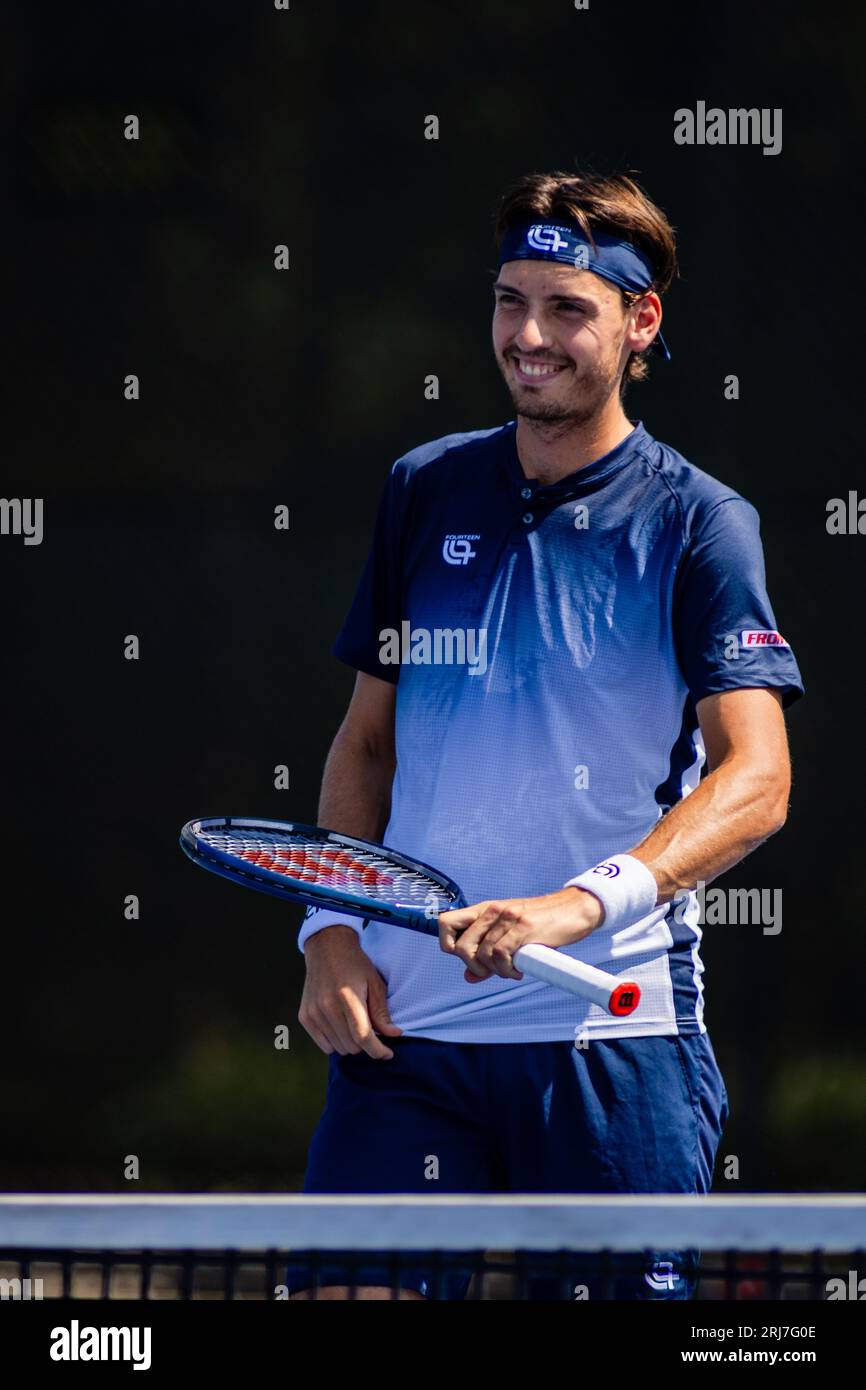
left=525, top=225, right=589, bottom=269
left=527, top=224, right=570, bottom=255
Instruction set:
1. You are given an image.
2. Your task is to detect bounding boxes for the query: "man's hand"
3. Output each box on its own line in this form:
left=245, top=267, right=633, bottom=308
left=298, top=926, right=402, bottom=1059
left=438, top=888, right=604, bottom=983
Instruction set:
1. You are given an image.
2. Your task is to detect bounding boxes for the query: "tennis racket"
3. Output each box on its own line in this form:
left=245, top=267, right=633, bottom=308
left=179, top=817, right=641, bottom=1017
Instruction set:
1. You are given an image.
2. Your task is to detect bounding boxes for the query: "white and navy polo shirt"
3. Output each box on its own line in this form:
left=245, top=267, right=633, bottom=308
left=326, top=419, right=804, bottom=1041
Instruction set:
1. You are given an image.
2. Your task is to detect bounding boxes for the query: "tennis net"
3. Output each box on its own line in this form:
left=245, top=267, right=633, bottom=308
left=1, top=1195, right=864, bottom=1301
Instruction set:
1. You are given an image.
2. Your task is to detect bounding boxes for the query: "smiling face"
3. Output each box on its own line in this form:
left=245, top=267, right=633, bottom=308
left=492, top=260, right=642, bottom=427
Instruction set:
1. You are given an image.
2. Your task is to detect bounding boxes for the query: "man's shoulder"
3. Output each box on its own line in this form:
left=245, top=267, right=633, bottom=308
left=641, top=430, right=755, bottom=529
left=392, top=423, right=512, bottom=481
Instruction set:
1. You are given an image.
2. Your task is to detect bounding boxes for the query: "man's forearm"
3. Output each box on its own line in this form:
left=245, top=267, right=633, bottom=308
left=299, top=678, right=398, bottom=954
left=317, top=724, right=396, bottom=842
left=629, top=758, right=789, bottom=905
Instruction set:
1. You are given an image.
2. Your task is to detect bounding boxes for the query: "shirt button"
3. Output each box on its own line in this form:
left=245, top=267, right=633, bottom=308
left=521, top=487, right=532, bottom=500
left=522, top=512, right=533, bottom=524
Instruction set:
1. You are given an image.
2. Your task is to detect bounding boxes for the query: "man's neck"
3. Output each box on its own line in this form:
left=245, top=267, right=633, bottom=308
left=515, top=406, right=636, bottom=487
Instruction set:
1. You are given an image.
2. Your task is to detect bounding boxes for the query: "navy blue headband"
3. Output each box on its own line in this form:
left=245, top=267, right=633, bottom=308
left=498, top=221, right=671, bottom=361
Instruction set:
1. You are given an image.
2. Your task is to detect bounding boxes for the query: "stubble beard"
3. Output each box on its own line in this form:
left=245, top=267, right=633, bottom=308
left=501, top=354, right=619, bottom=439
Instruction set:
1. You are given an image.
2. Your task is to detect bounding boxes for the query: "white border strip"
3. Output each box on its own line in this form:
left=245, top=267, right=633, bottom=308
left=0, top=1195, right=865, bottom=1252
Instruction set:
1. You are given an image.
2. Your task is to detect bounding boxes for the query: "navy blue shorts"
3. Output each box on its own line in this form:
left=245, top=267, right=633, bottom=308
left=286, top=1032, right=729, bottom=1300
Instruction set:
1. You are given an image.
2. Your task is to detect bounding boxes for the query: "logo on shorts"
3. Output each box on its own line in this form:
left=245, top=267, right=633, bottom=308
left=645, top=1260, right=679, bottom=1293
left=442, top=534, right=479, bottom=565
left=740, top=629, right=789, bottom=647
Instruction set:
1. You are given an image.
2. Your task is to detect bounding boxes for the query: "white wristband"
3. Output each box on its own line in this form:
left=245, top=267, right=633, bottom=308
left=297, top=905, right=366, bottom=954
left=564, top=854, right=658, bottom=932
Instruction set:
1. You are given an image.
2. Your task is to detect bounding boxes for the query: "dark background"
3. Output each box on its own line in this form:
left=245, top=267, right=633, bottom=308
left=2, top=1, right=863, bottom=1193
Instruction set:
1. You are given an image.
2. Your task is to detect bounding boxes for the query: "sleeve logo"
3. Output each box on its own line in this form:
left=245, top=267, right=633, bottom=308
left=740, top=629, right=789, bottom=647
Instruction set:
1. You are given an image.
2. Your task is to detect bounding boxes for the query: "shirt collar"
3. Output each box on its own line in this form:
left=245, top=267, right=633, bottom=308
left=501, top=419, right=649, bottom=501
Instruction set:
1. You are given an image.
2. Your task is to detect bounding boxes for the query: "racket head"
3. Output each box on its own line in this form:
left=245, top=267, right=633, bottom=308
left=179, top=817, right=465, bottom=933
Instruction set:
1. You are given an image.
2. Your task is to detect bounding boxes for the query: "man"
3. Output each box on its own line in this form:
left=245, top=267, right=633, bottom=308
left=289, top=170, right=804, bottom=1300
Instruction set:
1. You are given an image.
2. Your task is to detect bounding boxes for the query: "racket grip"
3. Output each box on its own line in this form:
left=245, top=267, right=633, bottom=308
left=513, top=944, right=641, bottom=1017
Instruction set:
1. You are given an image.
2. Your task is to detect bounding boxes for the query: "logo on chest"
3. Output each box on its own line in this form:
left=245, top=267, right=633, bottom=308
left=442, top=534, right=480, bottom=565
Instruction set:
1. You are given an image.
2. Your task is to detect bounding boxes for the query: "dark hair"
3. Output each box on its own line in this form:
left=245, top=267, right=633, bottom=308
left=494, top=169, right=678, bottom=385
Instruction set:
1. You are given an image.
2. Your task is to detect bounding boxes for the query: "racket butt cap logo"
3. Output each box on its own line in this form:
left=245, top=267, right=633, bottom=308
left=609, top=981, right=641, bottom=1016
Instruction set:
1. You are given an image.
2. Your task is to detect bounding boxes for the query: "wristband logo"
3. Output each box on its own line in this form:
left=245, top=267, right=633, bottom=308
left=591, top=861, right=621, bottom=878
